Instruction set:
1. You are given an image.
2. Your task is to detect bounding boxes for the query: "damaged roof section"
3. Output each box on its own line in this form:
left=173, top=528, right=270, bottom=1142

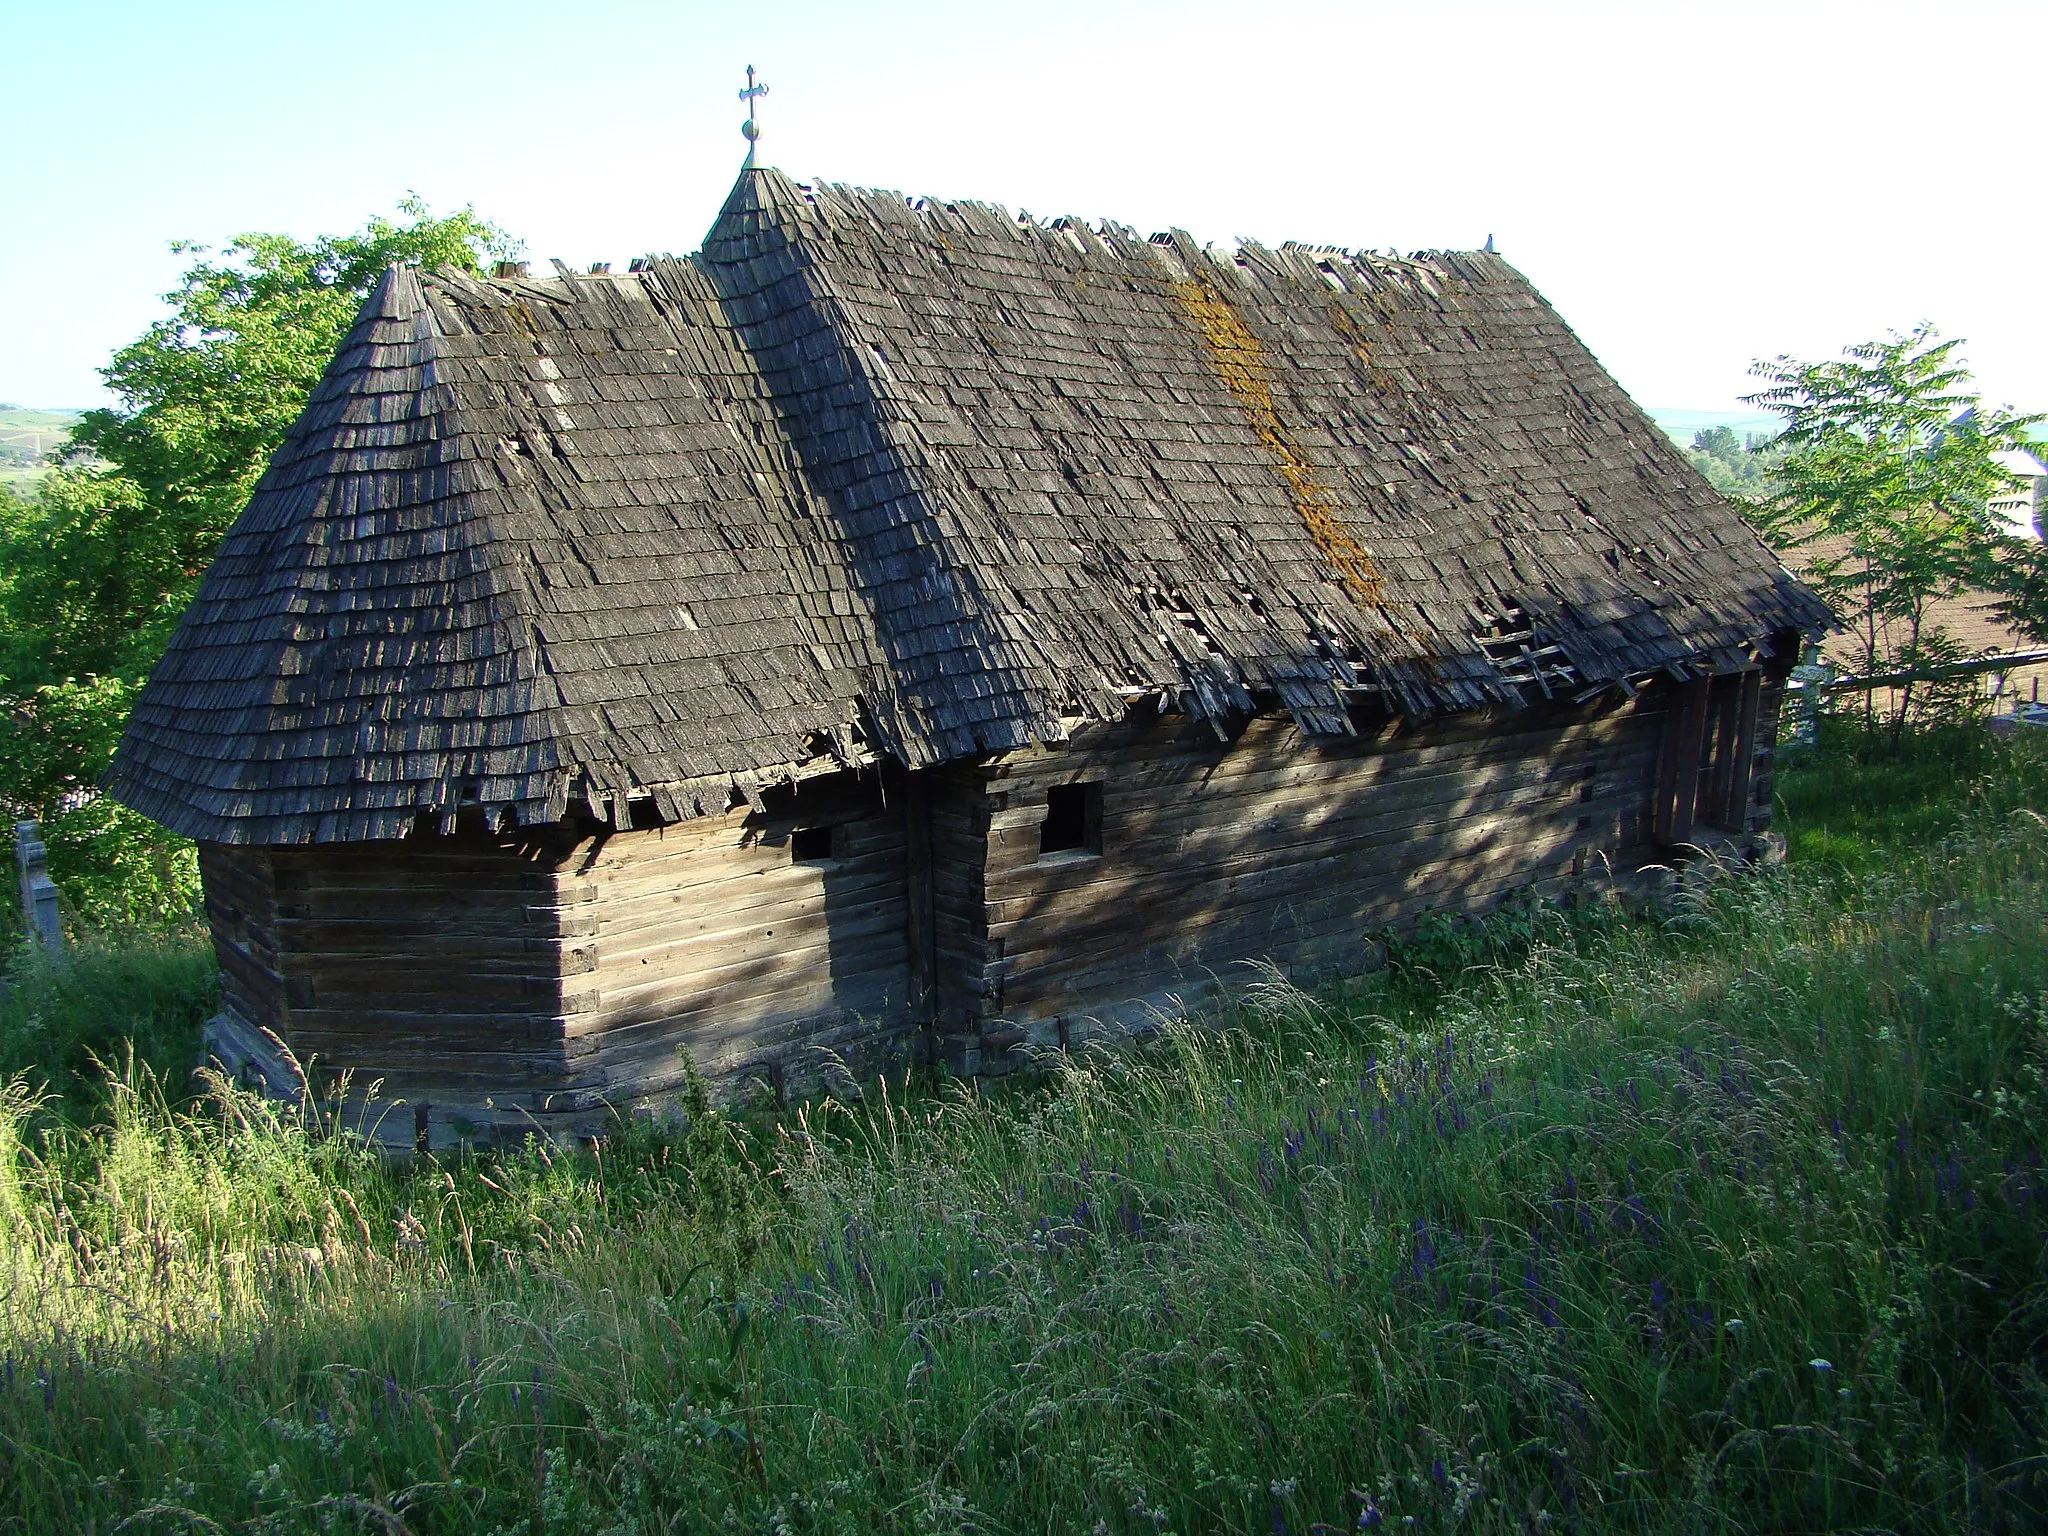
left=108, top=166, right=1828, bottom=845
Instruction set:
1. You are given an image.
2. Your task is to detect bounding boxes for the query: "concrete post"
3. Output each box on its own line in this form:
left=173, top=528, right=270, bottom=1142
left=14, top=820, right=63, bottom=958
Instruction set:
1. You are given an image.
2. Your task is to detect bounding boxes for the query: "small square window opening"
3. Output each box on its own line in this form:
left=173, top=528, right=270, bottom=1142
left=790, top=824, right=836, bottom=863
left=1040, top=782, right=1102, bottom=858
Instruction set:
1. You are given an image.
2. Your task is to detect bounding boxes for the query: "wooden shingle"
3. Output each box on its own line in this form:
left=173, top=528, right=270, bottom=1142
left=108, top=168, right=1826, bottom=847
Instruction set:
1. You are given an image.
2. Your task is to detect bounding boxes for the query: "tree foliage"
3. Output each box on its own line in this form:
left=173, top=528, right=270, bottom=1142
left=0, top=202, right=514, bottom=931
left=1745, top=326, right=2042, bottom=734
left=1684, top=425, right=1782, bottom=500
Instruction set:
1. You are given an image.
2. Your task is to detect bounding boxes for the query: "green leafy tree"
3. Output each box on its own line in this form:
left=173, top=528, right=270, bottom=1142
left=1685, top=425, right=1784, bottom=500
left=1745, top=326, right=2041, bottom=737
left=0, top=201, right=515, bottom=931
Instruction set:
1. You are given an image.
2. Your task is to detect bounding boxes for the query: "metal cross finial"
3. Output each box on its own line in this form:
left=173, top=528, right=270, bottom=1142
left=739, top=65, right=769, bottom=168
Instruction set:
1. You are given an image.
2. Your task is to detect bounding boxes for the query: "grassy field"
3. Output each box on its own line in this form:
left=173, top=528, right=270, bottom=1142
left=0, top=725, right=2044, bottom=1533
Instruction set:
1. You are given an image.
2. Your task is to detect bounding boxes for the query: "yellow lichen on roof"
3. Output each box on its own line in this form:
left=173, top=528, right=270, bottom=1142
left=1168, top=276, right=1385, bottom=606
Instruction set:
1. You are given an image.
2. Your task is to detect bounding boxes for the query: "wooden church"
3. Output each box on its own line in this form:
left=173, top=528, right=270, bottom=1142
left=106, top=161, right=1828, bottom=1143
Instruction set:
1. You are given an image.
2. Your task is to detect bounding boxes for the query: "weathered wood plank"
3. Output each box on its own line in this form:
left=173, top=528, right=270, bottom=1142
left=983, top=699, right=1650, bottom=791
left=988, top=747, right=1655, bottom=864
left=1725, top=671, right=1761, bottom=830
left=904, top=770, right=936, bottom=1026
left=997, top=855, right=1596, bottom=1007
left=594, top=900, right=907, bottom=993
left=986, top=804, right=1619, bottom=946
left=983, top=774, right=1642, bottom=910
left=1653, top=677, right=1712, bottom=844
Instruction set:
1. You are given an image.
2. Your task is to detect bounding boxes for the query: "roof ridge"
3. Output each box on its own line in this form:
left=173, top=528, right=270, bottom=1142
left=698, top=172, right=1085, bottom=764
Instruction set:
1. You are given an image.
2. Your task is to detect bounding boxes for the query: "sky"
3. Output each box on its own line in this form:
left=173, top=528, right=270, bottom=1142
left=2, top=0, right=2042, bottom=416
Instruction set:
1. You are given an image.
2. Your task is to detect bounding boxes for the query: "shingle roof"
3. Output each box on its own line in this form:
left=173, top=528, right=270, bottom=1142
left=107, top=166, right=1828, bottom=844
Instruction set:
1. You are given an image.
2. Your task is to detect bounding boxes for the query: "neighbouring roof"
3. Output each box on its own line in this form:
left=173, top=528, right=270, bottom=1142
left=108, top=166, right=1829, bottom=845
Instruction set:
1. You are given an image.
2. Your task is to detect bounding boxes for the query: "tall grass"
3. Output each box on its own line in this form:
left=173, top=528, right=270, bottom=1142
left=0, top=736, right=2043, bottom=1532
left=0, top=930, right=215, bottom=1117
left=1775, top=716, right=2048, bottom=869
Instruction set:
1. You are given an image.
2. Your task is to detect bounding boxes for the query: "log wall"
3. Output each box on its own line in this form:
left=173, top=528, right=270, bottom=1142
left=959, top=692, right=1677, bottom=1048
left=198, top=843, right=285, bottom=1049
left=561, top=774, right=917, bottom=1103
left=193, top=681, right=1787, bottom=1127
left=200, top=833, right=574, bottom=1111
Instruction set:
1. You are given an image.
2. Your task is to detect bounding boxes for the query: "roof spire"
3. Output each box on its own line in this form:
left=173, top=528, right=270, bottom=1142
left=739, top=65, right=769, bottom=169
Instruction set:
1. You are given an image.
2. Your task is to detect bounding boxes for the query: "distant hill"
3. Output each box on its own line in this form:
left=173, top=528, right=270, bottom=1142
left=0, top=406, right=83, bottom=490
left=1645, top=407, right=1781, bottom=449
left=1649, top=407, right=2048, bottom=452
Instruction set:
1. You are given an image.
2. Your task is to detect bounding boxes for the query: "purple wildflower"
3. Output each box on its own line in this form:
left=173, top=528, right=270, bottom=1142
left=1118, top=1196, right=1144, bottom=1239
left=1624, top=1192, right=1654, bottom=1234
left=1412, top=1219, right=1438, bottom=1279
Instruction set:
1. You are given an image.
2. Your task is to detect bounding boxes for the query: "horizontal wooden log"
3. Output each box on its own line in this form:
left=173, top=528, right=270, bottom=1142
left=983, top=779, right=1641, bottom=930
left=995, top=719, right=1658, bottom=820
left=594, top=899, right=906, bottom=987
left=579, top=830, right=905, bottom=907
left=993, top=834, right=1611, bottom=989
left=584, top=931, right=908, bottom=1027
left=985, top=755, right=1653, bottom=879
left=998, top=854, right=1609, bottom=1013
left=990, top=821, right=1635, bottom=989
left=275, top=919, right=574, bottom=956
left=1002, top=868, right=1590, bottom=1022
left=983, top=700, right=1654, bottom=792
left=590, top=876, right=902, bottom=955
left=576, top=971, right=911, bottom=1059
left=590, top=857, right=904, bottom=937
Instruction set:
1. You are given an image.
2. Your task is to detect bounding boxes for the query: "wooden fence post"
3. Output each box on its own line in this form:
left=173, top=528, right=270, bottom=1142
left=14, top=820, right=64, bottom=959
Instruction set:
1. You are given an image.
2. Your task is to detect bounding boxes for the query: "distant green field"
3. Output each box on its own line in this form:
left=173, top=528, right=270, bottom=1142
left=0, top=405, right=82, bottom=490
